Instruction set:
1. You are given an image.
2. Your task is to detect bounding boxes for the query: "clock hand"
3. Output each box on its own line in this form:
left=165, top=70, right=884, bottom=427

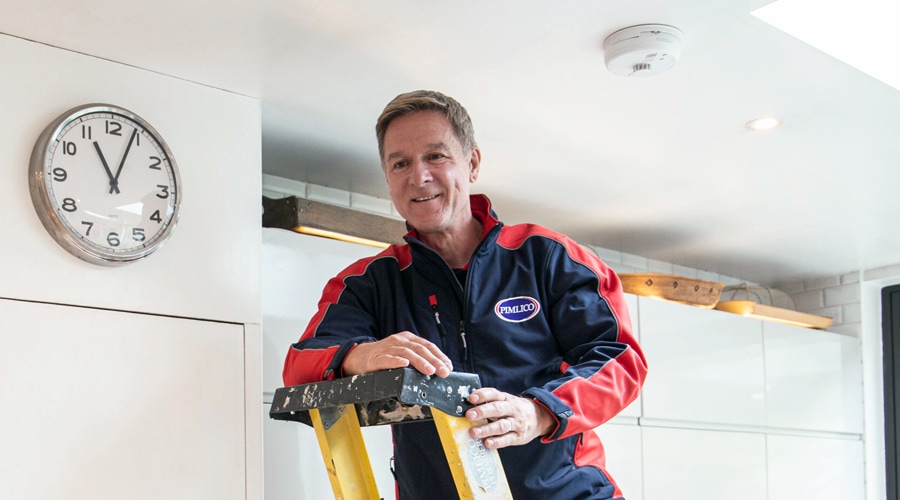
left=110, top=128, right=138, bottom=194
left=92, top=141, right=120, bottom=194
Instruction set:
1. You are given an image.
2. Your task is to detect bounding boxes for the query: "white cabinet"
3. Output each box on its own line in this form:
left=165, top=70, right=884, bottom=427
left=766, top=434, right=865, bottom=500
left=639, top=297, right=766, bottom=426
left=764, top=323, right=864, bottom=433
left=618, top=293, right=642, bottom=419
left=595, top=423, right=643, bottom=500
left=262, top=230, right=395, bottom=499
left=642, top=427, right=768, bottom=500
left=0, top=298, right=247, bottom=500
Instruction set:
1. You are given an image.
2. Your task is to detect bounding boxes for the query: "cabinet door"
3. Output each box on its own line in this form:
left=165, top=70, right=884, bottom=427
left=764, top=323, right=864, bottom=433
left=0, top=298, right=246, bottom=500
left=617, top=293, right=642, bottom=419
left=594, top=423, right=642, bottom=500
left=639, top=298, right=766, bottom=426
left=262, top=230, right=394, bottom=499
left=766, top=434, right=864, bottom=499
left=642, top=426, right=767, bottom=500
left=261, top=229, right=376, bottom=399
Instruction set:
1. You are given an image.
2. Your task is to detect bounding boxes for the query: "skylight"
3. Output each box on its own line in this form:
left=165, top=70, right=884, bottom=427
left=753, top=0, right=900, bottom=92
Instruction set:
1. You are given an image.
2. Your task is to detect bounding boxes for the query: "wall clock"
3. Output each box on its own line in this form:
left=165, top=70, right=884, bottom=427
left=29, top=103, right=181, bottom=266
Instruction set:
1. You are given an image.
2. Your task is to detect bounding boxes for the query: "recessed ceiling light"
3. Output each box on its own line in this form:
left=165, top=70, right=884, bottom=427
left=745, top=117, right=783, bottom=131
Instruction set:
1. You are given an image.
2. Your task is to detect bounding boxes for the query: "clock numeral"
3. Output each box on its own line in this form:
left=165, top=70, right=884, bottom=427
left=61, top=198, right=77, bottom=212
left=52, top=167, right=67, bottom=182
left=156, top=185, right=170, bottom=199
left=61, top=141, right=77, bottom=156
left=107, top=232, right=120, bottom=247
left=105, top=120, right=122, bottom=136
left=81, top=125, right=92, bottom=140
left=150, top=210, right=162, bottom=223
left=82, top=221, right=93, bottom=236
left=149, top=156, right=162, bottom=170
left=132, top=228, right=146, bottom=242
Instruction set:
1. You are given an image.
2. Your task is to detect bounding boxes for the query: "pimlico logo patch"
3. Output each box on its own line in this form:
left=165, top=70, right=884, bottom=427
left=494, top=296, right=541, bottom=323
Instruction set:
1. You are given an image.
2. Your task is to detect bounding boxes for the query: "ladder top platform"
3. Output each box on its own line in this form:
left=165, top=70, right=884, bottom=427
left=269, top=368, right=483, bottom=428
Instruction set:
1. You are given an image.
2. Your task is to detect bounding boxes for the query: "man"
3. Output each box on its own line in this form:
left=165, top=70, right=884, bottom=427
left=282, top=90, right=647, bottom=499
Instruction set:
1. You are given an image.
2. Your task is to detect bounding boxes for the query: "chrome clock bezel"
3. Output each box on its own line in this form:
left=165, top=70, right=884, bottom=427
left=29, top=103, right=182, bottom=266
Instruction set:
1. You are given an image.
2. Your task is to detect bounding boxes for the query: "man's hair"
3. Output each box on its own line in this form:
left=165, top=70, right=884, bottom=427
left=375, top=90, right=477, bottom=160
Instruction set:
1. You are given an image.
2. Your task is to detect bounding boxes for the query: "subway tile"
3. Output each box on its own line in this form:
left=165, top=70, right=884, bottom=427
left=841, top=271, right=860, bottom=285
left=804, top=276, right=841, bottom=291
left=307, top=184, right=351, bottom=206
left=672, top=265, right=698, bottom=278
left=824, top=284, right=860, bottom=307
left=349, top=193, right=395, bottom=217
left=696, top=270, right=723, bottom=283
left=792, top=289, right=825, bottom=311
left=843, top=303, right=862, bottom=324
left=611, top=263, right=644, bottom=275
left=621, top=252, right=648, bottom=271
left=592, top=246, right=623, bottom=266
left=262, top=174, right=308, bottom=198
left=864, top=263, right=900, bottom=281
left=775, top=281, right=805, bottom=295
left=808, top=305, right=842, bottom=323
left=647, top=259, right=674, bottom=274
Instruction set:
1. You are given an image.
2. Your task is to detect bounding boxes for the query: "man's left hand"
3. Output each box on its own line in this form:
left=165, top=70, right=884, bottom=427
left=465, top=388, right=555, bottom=449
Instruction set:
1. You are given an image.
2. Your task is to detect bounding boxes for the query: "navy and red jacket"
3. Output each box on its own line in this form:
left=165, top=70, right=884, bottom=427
left=283, top=194, right=647, bottom=499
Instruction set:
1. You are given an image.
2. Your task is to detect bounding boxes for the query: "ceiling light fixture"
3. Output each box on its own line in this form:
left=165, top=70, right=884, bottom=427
left=603, top=24, right=684, bottom=77
left=745, top=117, right=783, bottom=131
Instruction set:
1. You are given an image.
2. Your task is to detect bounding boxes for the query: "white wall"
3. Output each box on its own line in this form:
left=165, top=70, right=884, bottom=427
left=0, top=33, right=262, bottom=499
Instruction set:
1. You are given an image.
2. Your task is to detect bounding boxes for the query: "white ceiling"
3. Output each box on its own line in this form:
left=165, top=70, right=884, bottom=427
left=3, top=0, right=899, bottom=285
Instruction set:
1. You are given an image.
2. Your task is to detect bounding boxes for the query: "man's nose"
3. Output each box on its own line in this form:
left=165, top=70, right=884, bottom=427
left=409, top=159, right=432, bottom=185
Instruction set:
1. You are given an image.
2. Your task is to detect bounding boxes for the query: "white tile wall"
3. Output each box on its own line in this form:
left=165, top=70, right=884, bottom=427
left=777, top=271, right=864, bottom=337
left=262, top=176, right=900, bottom=340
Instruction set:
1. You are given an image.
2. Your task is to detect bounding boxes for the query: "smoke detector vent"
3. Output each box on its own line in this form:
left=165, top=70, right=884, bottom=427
left=603, top=24, right=684, bottom=77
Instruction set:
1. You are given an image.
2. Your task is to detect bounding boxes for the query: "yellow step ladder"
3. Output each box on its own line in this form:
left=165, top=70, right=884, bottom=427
left=270, top=368, right=513, bottom=499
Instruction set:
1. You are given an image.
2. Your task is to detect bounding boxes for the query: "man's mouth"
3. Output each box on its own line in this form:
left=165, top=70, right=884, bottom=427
left=412, top=194, right=439, bottom=202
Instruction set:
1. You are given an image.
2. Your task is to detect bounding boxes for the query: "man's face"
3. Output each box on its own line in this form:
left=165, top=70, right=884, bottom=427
left=381, top=111, right=480, bottom=237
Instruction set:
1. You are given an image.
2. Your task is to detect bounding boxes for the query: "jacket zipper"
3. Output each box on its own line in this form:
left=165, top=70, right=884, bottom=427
left=428, top=294, right=448, bottom=353
left=458, top=320, right=468, bottom=363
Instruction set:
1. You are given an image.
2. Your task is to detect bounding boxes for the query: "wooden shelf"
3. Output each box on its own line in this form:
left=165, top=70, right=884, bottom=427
left=714, top=300, right=833, bottom=329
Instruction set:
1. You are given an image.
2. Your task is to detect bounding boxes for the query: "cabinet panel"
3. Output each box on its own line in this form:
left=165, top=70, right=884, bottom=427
left=639, top=298, right=766, bottom=426
left=261, top=229, right=376, bottom=399
left=766, top=434, right=864, bottom=500
left=764, top=323, right=864, bottom=433
left=618, top=293, right=642, bottom=418
left=594, top=423, right=642, bottom=500
left=0, top=34, right=260, bottom=324
left=642, top=426, right=767, bottom=500
left=264, top=405, right=395, bottom=500
left=0, top=298, right=246, bottom=500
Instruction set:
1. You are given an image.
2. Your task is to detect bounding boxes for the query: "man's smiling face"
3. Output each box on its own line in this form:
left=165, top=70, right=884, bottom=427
left=381, top=110, right=480, bottom=238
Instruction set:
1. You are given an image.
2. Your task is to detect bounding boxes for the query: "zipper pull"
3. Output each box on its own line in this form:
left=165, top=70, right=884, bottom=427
left=429, top=295, right=448, bottom=353
left=458, top=320, right=468, bottom=362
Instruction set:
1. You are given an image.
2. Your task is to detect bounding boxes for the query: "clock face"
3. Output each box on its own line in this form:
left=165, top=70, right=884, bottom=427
left=29, top=104, right=181, bottom=265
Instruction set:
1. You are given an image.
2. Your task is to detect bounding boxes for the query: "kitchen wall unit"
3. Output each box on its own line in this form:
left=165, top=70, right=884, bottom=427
left=0, top=299, right=248, bottom=499
left=262, top=230, right=866, bottom=499
left=0, top=34, right=262, bottom=499
left=599, top=295, right=865, bottom=500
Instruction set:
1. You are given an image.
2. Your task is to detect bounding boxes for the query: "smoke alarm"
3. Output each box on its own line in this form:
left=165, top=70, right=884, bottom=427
left=603, top=24, right=684, bottom=77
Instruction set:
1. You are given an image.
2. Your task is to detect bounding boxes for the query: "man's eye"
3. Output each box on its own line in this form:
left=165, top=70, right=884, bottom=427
left=427, top=153, right=445, bottom=160
left=393, top=161, right=409, bottom=169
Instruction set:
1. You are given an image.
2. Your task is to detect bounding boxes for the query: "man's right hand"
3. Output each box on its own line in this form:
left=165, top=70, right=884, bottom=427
left=341, top=331, right=453, bottom=378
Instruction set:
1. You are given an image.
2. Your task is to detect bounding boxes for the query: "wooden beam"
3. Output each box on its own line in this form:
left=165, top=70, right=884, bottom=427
left=262, top=196, right=407, bottom=246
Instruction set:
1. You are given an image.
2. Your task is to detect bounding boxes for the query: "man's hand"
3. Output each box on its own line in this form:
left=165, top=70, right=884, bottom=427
left=465, top=388, right=555, bottom=449
left=342, top=331, right=453, bottom=378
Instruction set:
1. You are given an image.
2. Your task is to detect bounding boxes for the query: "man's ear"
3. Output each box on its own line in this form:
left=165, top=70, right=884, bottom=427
left=468, top=147, right=482, bottom=183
